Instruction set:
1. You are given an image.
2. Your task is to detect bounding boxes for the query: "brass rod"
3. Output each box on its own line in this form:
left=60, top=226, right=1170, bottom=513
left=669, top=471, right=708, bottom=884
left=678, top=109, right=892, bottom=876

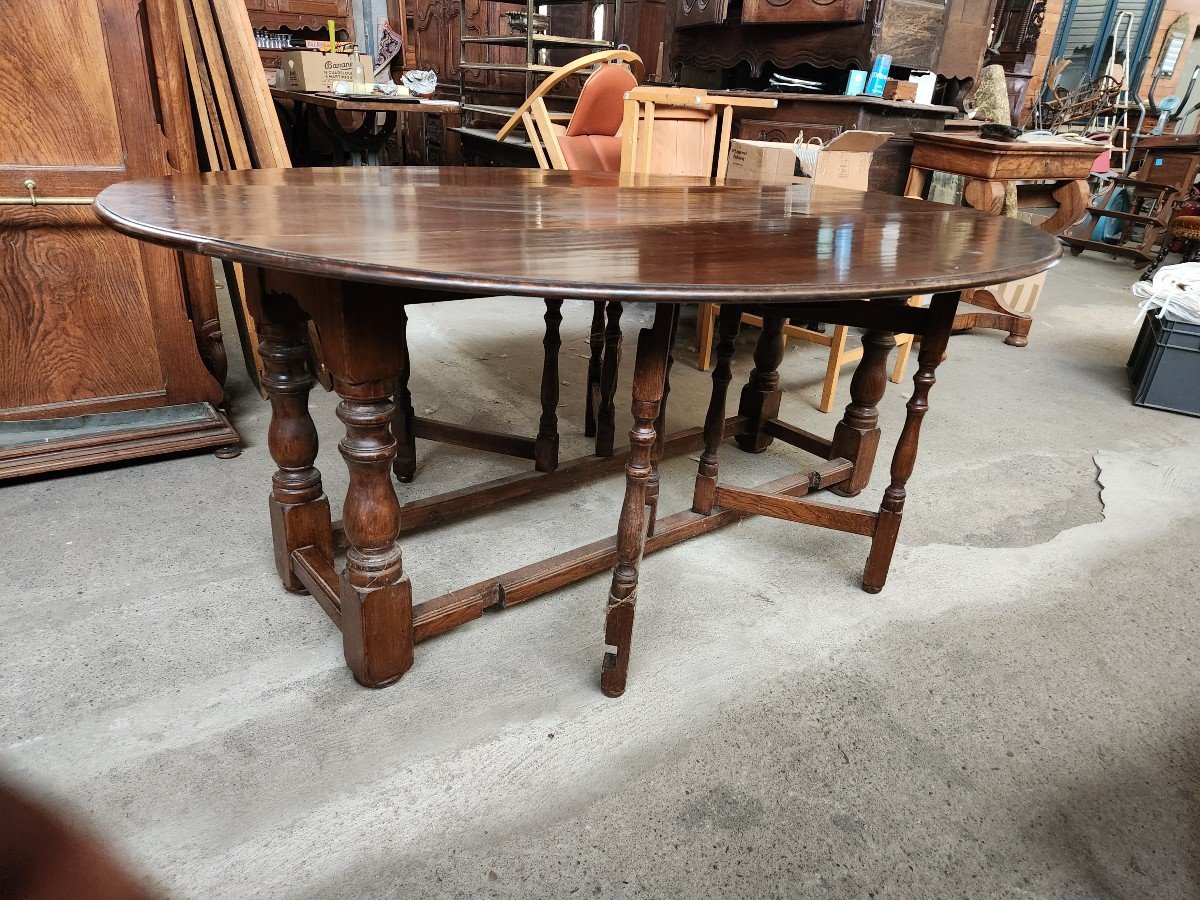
left=0, top=179, right=95, bottom=206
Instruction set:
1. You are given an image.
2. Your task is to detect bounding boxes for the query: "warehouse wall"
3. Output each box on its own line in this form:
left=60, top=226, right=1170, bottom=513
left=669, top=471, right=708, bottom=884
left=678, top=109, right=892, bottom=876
left=1020, top=0, right=1200, bottom=123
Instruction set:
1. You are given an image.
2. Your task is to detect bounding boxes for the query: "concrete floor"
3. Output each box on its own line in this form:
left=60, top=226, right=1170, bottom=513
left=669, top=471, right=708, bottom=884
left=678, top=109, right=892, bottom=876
left=3, top=253, right=1200, bottom=897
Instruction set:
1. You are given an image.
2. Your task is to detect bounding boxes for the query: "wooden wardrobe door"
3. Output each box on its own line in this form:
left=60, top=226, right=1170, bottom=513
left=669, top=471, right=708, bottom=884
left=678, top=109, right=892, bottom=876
left=0, top=0, right=221, bottom=419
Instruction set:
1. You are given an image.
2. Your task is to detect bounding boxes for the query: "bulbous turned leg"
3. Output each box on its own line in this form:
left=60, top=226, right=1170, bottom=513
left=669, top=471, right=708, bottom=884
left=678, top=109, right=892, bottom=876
left=862, top=292, right=960, bottom=594
left=391, top=307, right=417, bottom=483
left=337, top=379, right=414, bottom=687
left=734, top=315, right=785, bottom=453
left=645, top=306, right=680, bottom=537
left=260, top=292, right=332, bottom=592
left=829, top=315, right=897, bottom=497
left=535, top=299, right=563, bottom=473
left=602, top=307, right=674, bottom=698
left=693, top=305, right=743, bottom=514
left=595, top=301, right=624, bottom=457
left=584, top=301, right=605, bottom=438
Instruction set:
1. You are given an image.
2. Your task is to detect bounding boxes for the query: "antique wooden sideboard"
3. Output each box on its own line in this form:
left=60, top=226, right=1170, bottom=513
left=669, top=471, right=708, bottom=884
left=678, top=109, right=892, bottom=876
left=671, top=0, right=997, bottom=81
left=245, top=0, right=354, bottom=37
left=0, top=0, right=236, bottom=479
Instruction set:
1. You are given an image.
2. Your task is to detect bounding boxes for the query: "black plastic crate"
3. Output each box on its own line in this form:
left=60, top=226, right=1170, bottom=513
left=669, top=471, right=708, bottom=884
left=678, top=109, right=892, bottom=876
left=1127, top=311, right=1200, bottom=418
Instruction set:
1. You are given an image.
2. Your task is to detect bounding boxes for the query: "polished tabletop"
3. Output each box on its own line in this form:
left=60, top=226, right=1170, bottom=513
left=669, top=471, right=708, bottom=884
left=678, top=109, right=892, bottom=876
left=94, top=167, right=1062, bottom=303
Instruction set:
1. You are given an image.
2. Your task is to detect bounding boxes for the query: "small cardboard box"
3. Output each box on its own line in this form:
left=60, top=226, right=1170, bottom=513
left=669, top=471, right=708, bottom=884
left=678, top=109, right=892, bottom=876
left=882, top=79, right=918, bottom=102
left=726, top=131, right=891, bottom=191
left=280, top=50, right=373, bottom=91
left=258, top=48, right=287, bottom=72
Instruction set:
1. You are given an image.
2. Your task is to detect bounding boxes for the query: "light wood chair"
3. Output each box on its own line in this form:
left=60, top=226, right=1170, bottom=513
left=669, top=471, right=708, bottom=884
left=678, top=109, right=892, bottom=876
left=619, top=86, right=778, bottom=179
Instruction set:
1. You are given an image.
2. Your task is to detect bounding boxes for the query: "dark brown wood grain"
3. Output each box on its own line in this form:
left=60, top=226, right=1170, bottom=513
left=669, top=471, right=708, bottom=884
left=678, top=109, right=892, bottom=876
left=94, top=167, right=1063, bottom=303
left=862, top=292, right=959, bottom=593
left=602, top=307, right=675, bottom=698
left=97, top=167, right=1063, bottom=697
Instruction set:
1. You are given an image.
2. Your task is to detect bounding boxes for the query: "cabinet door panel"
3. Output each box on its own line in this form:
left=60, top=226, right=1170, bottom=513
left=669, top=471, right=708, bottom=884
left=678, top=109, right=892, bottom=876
left=741, top=0, right=866, bottom=25
left=676, top=0, right=729, bottom=29
left=0, top=209, right=163, bottom=412
left=0, top=0, right=218, bottom=420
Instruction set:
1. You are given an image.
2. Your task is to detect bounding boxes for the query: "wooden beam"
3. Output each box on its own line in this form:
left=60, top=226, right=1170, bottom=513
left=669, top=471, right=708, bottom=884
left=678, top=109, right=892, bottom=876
left=412, top=417, right=538, bottom=461
left=763, top=418, right=833, bottom=459
left=715, top=486, right=877, bottom=536
left=293, top=546, right=343, bottom=626
left=410, top=468, right=817, bottom=643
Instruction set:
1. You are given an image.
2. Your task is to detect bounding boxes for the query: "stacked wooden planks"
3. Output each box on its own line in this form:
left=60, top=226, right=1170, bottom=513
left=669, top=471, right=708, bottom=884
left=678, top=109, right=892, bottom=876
left=176, top=0, right=293, bottom=389
left=176, top=0, right=290, bottom=170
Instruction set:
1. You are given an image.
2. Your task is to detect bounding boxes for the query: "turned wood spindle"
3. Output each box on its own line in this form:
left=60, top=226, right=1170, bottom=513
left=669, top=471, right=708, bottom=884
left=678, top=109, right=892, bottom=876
left=645, top=305, right=680, bottom=537
left=862, top=293, right=959, bottom=593
left=337, top=378, right=414, bottom=687
left=693, top=304, right=743, bottom=514
left=535, top=299, right=563, bottom=473
left=829, top=321, right=897, bottom=497
left=602, top=308, right=673, bottom=698
left=260, top=292, right=331, bottom=592
left=391, top=307, right=418, bottom=483
left=584, top=301, right=606, bottom=438
left=595, top=300, right=624, bottom=457
left=734, top=314, right=786, bottom=453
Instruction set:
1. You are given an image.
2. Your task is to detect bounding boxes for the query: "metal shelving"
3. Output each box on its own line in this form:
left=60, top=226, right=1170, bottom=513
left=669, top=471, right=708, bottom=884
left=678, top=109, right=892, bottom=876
left=457, top=0, right=622, bottom=132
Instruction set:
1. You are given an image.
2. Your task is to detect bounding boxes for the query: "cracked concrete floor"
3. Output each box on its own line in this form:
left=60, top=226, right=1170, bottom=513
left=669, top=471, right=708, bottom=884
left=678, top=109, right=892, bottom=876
left=3, top=253, right=1200, bottom=898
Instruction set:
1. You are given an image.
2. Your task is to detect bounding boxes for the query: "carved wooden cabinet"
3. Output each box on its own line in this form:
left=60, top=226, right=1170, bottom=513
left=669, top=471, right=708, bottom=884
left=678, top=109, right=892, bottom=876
left=0, top=0, right=236, bottom=478
left=673, top=0, right=991, bottom=79
left=245, top=0, right=355, bottom=36
left=740, top=0, right=867, bottom=25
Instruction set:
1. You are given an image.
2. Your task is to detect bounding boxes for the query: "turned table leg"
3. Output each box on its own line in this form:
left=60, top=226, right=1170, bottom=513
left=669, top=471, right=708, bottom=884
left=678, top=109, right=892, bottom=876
left=595, top=301, right=624, bottom=457
left=584, top=301, right=605, bottom=438
left=337, top=378, right=414, bottom=687
left=829, top=322, right=896, bottom=497
left=602, top=306, right=674, bottom=698
left=734, top=314, right=785, bottom=453
left=391, top=306, right=417, bottom=483
left=862, top=292, right=959, bottom=594
left=535, top=299, right=563, bottom=473
left=260, top=291, right=333, bottom=592
left=693, top=305, right=743, bottom=514
left=645, top=305, right=680, bottom=537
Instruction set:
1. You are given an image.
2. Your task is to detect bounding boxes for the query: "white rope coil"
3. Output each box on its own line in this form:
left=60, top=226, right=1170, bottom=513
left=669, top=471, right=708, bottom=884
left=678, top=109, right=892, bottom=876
left=1131, top=262, right=1200, bottom=326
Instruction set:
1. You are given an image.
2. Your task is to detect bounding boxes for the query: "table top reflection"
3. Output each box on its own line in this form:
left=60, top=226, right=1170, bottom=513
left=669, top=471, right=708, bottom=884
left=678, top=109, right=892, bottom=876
left=94, top=167, right=1062, bottom=303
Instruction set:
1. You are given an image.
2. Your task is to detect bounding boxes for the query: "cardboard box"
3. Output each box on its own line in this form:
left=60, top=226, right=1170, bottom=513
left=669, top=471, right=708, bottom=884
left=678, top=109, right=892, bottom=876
left=258, top=48, right=288, bottom=72
left=725, top=131, right=891, bottom=191
left=280, top=50, right=373, bottom=92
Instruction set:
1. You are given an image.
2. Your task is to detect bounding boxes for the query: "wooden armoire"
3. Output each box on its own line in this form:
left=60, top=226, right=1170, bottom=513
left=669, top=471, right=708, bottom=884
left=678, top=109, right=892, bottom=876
left=0, top=0, right=237, bottom=479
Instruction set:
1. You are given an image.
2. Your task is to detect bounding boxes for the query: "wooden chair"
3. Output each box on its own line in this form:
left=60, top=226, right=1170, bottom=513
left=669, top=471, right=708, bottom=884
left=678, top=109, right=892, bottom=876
left=619, top=86, right=778, bottom=179
left=497, top=50, right=646, bottom=169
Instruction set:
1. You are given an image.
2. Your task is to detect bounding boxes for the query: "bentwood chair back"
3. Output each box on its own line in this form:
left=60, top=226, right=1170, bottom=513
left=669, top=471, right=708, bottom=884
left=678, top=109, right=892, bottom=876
left=496, top=50, right=644, bottom=171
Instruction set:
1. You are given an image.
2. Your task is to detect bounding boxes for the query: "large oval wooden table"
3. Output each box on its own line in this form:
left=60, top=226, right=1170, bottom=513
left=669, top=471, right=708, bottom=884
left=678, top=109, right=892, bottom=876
left=95, top=167, right=1061, bottom=697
